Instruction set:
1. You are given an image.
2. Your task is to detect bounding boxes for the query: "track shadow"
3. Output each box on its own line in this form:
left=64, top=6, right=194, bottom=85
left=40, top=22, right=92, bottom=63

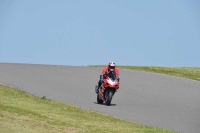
left=93, top=102, right=117, bottom=106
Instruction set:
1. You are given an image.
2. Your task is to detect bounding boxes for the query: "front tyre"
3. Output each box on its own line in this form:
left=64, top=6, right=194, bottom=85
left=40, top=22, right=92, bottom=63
left=105, top=90, right=113, bottom=106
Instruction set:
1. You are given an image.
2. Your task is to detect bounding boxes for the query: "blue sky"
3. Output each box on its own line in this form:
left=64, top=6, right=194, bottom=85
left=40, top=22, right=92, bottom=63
left=0, top=0, right=200, bottom=67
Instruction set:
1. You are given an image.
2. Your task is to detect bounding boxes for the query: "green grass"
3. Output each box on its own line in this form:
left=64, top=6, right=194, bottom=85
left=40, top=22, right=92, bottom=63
left=90, top=65, right=200, bottom=82
left=0, top=84, right=177, bottom=133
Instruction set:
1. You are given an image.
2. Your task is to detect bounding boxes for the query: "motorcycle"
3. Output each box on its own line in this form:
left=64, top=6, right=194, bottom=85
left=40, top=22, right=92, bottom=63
left=95, top=72, right=120, bottom=105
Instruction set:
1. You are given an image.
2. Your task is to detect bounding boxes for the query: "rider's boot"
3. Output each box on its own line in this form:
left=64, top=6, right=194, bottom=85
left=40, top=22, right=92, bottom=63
left=95, top=85, right=99, bottom=94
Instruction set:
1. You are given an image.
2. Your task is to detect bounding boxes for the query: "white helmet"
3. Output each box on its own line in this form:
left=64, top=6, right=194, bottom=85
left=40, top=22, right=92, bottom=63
left=108, top=61, right=116, bottom=71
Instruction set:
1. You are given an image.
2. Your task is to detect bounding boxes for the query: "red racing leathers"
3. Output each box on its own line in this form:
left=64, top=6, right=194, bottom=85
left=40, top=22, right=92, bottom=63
left=101, top=67, right=119, bottom=78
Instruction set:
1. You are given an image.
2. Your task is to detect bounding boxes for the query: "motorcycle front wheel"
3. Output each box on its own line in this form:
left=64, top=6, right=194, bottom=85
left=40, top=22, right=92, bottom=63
left=105, top=90, right=113, bottom=106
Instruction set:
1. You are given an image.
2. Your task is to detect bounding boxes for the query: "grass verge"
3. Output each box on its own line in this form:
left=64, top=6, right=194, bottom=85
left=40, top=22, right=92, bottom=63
left=90, top=65, right=200, bottom=82
left=0, top=84, right=177, bottom=133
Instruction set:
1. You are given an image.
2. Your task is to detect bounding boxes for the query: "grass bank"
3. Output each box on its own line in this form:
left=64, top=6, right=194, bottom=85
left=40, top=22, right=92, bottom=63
left=90, top=65, right=200, bottom=82
left=0, top=84, right=177, bottom=133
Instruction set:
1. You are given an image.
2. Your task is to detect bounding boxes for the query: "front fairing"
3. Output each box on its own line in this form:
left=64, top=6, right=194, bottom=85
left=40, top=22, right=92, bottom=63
left=103, top=78, right=119, bottom=88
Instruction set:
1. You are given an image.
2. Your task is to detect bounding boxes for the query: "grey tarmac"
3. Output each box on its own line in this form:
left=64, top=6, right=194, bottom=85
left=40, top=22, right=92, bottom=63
left=0, top=63, right=200, bottom=133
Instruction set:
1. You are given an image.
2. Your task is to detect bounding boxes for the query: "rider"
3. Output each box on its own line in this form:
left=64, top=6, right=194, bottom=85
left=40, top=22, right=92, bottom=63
left=96, top=61, right=120, bottom=93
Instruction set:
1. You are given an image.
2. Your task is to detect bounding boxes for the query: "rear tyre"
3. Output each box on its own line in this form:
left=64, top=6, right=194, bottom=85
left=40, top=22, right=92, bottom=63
left=97, top=94, right=103, bottom=104
left=105, top=90, right=113, bottom=106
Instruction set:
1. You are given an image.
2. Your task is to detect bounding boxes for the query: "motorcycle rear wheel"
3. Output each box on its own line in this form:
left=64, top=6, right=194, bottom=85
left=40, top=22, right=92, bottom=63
left=97, top=94, right=103, bottom=104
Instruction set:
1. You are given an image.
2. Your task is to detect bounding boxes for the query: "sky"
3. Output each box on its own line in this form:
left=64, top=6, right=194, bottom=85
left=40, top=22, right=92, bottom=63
left=0, top=0, right=200, bottom=67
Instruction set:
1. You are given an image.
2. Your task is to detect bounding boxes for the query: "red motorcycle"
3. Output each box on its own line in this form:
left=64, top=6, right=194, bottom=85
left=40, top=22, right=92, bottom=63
left=95, top=72, right=120, bottom=105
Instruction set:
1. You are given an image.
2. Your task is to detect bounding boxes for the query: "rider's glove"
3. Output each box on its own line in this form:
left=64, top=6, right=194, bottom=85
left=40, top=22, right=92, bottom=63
left=103, top=74, right=107, bottom=79
left=100, top=75, right=104, bottom=82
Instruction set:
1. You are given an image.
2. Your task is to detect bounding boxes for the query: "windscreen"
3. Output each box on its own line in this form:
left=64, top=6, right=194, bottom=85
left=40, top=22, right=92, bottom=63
left=107, top=72, right=116, bottom=81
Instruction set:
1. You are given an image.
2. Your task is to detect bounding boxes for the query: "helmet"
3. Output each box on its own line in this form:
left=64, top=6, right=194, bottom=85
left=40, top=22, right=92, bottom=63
left=108, top=61, right=116, bottom=71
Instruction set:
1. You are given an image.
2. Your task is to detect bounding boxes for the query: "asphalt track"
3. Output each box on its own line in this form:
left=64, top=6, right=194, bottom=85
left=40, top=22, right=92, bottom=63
left=0, top=63, right=200, bottom=133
